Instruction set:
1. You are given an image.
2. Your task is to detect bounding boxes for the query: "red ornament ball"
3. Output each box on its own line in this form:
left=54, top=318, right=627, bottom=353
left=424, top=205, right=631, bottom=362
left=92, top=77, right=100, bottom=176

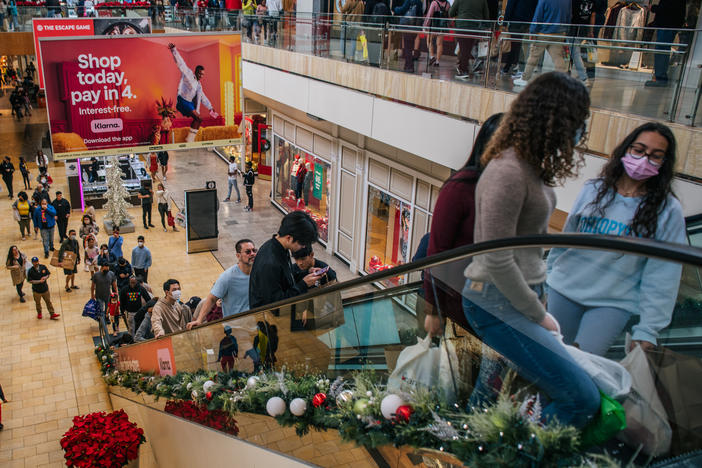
left=312, top=393, right=327, bottom=408
left=395, top=405, right=413, bottom=422
left=206, top=391, right=213, bottom=400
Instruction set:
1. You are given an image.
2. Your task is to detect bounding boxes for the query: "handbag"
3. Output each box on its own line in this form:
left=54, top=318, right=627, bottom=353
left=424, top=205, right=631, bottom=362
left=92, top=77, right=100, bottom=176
left=580, top=391, right=627, bottom=448
left=646, top=346, right=702, bottom=455
left=617, top=344, right=672, bottom=456
left=167, top=210, right=175, bottom=227
left=387, top=334, right=458, bottom=403
left=311, top=281, right=345, bottom=330
left=82, top=299, right=100, bottom=321
left=584, top=40, right=598, bottom=63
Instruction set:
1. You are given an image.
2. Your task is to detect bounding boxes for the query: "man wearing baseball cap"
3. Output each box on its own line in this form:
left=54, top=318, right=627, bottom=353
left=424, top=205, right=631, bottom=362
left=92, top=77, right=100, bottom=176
left=26, top=256, right=60, bottom=320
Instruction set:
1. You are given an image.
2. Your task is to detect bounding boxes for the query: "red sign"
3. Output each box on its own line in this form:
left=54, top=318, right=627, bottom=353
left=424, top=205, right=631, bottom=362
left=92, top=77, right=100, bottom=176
left=32, top=17, right=152, bottom=89
left=115, top=336, right=176, bottom=376
left=33, top=19, right=94, bottom=88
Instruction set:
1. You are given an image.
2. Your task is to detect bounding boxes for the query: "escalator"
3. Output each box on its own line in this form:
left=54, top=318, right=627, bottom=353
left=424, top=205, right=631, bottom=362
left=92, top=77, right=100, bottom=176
left=99, top=234, right=702, bottom=467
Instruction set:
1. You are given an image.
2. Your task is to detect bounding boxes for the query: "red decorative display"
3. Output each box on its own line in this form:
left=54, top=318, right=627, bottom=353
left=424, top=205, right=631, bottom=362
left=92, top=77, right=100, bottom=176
left=282, top=189, right=329, bottom=240
left=312, top=393, right=327, bottom=408
left=395, top=405, right=414, bottom=423
left=367, top=256, right=401, bottom=285
left=164, top=400, right=239, bottom=436
left=206, top=391, right=213, bottom=401
left=60, top=409, right=145, bottom=468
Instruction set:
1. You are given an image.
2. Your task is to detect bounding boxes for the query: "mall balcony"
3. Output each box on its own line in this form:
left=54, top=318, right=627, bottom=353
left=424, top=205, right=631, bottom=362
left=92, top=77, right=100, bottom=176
left=2, top=5, right=702, bottom=468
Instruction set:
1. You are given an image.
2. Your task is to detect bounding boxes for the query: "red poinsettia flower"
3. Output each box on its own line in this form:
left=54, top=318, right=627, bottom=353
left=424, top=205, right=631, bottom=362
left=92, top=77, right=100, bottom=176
left=61, top=410, right=146, bottom=468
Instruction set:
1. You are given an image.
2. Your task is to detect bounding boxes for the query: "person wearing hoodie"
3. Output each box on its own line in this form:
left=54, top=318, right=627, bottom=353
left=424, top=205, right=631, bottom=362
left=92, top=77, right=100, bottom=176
left=547, top=122, right=686, bottom=355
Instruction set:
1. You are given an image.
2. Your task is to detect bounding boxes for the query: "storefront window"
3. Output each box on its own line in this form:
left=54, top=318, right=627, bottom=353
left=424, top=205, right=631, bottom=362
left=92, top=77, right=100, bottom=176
left=365, top=186, right=411, bottom=285
left=273, top=135, right=331, bottom=243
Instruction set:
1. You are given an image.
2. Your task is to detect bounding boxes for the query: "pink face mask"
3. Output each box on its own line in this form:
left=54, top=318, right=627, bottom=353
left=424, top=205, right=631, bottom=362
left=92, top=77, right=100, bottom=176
left=621, top=153, right=660, bottom=181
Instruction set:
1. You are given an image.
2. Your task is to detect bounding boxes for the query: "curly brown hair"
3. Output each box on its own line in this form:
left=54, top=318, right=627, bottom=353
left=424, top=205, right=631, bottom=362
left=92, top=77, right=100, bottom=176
left=481, top=72, right=590, bottom=186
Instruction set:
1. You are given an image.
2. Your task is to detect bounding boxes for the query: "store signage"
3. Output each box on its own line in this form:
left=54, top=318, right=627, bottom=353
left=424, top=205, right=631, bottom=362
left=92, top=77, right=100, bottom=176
left=115, top=337, right=176, bottom=376
left=313, top=164, right=324, bottom=200
left=32, top=17, right=152, bottom=89
left=39, top=33, right=243, bottom=160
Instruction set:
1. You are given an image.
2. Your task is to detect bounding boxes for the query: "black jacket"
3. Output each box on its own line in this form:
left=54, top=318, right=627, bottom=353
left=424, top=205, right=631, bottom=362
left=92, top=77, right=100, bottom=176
left=651, top=0, right=685, bottom=28
left=249, top=236, right=308, bottom=308
left=504, top=0, right=539, bottom=22
left=52, top=198, right=71, bottom=219
left=114, top=262, right=133, bottom=289
left=0, top=161, right=14, bottom=179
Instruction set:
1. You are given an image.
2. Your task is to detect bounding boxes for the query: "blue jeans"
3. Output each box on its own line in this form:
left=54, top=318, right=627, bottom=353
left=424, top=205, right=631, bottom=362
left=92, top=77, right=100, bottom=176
left=654, top=29, right=675, bottom=81
left=547, top=287, right=631, bottom=356
left=40, top=227, right=54, bottom=255
left=462, top=279, right=600, bottom=428
left=227, top=178, right=241, bottom=201
left=571, top=45, right=588, bottom=81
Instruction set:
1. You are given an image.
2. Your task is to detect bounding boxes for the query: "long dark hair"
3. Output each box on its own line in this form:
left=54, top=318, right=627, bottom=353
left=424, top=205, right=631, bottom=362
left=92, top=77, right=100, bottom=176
left=6, top=245, right=23, bottom=267
left=443, top=113, right=503, bottom=188
left=589, top=122, right=677, bottom=238
left=482, top=72, right=590, bottom=186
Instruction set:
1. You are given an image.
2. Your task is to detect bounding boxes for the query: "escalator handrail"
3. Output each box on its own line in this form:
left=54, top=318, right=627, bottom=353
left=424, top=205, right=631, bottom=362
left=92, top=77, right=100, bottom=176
left=123, top=233, right=702, bottom=346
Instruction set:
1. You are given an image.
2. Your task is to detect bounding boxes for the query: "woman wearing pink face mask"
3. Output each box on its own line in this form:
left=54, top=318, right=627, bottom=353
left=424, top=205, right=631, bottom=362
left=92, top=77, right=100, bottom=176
left=546, top=122, right=686, bottom=356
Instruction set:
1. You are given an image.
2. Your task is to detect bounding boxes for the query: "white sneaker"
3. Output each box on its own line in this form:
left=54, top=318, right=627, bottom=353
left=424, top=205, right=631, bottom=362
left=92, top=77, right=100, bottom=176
left=513, top=78, right=529, bottom=87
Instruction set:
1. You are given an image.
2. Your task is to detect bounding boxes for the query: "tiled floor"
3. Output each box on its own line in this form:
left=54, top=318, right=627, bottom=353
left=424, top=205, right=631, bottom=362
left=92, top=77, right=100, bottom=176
left=0, top=139, right=352, bottom=467
left=159, top=148, right=353, bottom=281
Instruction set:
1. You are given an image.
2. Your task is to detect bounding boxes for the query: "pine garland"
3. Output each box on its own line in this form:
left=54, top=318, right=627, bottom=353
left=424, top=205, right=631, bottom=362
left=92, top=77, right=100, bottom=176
left=94, top=346, right=617, bottom=467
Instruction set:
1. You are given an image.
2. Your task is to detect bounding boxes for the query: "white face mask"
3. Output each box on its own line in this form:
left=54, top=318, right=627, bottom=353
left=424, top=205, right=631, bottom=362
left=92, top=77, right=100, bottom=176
left=70, top=235, right=77, bottom=241
left=171, top=290, right=182, bottom=301
left=138, top=242, right=144, bottom=247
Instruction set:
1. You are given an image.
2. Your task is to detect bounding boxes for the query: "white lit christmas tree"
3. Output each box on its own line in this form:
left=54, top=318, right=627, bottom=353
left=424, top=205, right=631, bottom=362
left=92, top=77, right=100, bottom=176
left=103, top=155, right=133, bottom=228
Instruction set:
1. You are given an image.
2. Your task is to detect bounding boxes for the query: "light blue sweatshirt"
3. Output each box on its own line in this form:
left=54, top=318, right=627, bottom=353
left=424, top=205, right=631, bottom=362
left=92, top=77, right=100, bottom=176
left=131, top=246, right=152, bottom=270
left=547, top=180, right=686, bottom=345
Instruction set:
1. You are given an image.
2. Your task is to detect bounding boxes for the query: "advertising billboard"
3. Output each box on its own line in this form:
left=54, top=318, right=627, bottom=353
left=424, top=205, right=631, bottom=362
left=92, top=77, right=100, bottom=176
left=32, top=17, right=152, bottom=89
left=39, top=33, right=243, bottom=160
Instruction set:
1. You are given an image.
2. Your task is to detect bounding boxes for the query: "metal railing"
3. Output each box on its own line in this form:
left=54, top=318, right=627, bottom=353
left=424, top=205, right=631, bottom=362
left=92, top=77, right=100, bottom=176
left=5, top=7, right=702, bottom=126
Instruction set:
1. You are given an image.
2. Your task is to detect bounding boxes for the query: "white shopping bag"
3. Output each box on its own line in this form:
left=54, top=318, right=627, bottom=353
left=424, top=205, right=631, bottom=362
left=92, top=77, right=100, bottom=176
left=387, top=335, right=457, bottom=403
left=552, top=329, right=631, bottom=399
left=617, top=343, right=672, bottom=456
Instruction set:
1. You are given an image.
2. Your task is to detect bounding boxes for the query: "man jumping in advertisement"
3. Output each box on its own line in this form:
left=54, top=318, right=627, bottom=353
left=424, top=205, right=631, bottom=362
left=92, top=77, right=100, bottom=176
left=168, top=42, right=219, bottom=143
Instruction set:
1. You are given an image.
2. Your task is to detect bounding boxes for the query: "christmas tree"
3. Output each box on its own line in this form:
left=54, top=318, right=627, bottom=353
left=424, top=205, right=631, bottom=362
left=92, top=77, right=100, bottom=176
left=103, top=155, right=133, bottom=228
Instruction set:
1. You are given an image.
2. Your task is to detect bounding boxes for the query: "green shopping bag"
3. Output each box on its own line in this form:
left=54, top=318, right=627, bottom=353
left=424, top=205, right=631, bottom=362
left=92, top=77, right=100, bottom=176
left=580, top=391, right=627, bottom=448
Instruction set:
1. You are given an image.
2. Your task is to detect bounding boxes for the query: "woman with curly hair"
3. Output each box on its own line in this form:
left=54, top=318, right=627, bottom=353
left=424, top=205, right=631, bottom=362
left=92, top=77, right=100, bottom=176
left=462, top=72, right=599, bottom=428
left=547, top=123, right=685, bottom=356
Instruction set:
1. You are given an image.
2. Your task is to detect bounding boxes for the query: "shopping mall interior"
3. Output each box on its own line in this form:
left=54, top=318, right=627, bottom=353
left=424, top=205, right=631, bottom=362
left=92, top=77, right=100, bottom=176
left=1, top=2, right=702, bottom=467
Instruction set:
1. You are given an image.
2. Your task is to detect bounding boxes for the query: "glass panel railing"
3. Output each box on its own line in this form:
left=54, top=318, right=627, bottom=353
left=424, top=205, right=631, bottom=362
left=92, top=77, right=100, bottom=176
left=492, top=23, right=693, bottom=123
left=10, top=7, right=702, bottom=126
left=99, top=235, right=702, bottom=465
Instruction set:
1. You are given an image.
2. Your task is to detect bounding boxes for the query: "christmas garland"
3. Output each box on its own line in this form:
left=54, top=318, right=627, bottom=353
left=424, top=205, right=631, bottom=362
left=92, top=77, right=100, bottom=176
left=164, top=400, right=239, bottom=436
left=94, top=347, right=616, bottom=467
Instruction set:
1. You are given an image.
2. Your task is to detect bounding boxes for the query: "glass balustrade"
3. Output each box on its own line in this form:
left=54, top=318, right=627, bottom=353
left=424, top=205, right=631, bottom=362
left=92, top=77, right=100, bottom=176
left=98, top=234, right=702, bottom=465
left=7, top=7, right=702, bottom=128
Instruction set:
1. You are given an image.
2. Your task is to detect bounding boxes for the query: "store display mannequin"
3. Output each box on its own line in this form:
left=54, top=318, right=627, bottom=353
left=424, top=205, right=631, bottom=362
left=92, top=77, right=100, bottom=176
left=290, top=155, right=301, bottom=196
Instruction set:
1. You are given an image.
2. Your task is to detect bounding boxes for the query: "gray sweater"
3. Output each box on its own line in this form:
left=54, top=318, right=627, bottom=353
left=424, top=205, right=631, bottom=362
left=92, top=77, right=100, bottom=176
left=464, top=148, right=556, bottom=322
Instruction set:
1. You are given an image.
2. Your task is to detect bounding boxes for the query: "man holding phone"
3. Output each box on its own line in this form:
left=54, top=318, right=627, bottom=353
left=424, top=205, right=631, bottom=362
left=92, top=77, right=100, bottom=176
left=292, top=245, right=337, bottom=287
